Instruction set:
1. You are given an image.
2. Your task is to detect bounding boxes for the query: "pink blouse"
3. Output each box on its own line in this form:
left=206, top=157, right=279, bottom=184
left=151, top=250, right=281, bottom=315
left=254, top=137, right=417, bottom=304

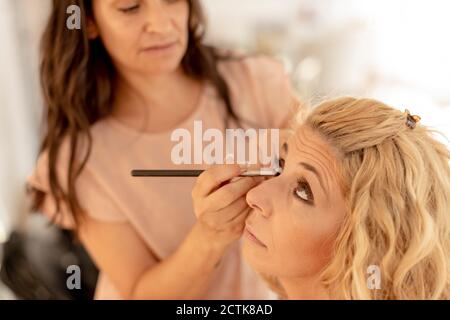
left=27, top=55, right=297, bottom=299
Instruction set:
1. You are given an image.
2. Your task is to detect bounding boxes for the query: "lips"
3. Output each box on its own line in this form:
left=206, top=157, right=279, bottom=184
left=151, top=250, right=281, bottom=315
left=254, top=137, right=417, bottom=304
left=142, top=41, right=177, bottom=52
left=245, top=224, right=267, bottom=248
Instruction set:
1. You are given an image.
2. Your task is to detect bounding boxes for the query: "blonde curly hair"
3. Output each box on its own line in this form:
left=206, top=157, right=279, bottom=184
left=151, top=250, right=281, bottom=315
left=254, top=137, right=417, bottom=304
left=287, top=97, right=450, bottom=299
left=261, top=97, right=449, bottom=299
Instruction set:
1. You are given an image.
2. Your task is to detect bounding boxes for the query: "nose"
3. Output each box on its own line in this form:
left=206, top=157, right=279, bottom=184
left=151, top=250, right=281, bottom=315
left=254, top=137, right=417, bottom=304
left=246, top=180, right=273, bottom=219
left=143, top=1, right=171, bottom=34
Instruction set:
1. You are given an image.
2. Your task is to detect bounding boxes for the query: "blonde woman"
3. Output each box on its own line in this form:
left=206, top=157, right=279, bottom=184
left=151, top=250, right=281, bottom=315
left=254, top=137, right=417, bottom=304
left=194, top=97, right=450, bottom=299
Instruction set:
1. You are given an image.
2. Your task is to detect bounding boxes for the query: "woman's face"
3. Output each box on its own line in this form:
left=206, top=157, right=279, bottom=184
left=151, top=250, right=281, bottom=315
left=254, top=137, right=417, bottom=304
left=89, top=0, right=190, bottom=75
left=243, top=125, right=347, bottom=280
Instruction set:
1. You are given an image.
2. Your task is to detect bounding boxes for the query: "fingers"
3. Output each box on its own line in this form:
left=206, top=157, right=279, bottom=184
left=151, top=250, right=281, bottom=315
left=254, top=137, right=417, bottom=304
left=193, top=165, right=244, bottom=197
left=211, top=196, right=249, bottom=226
left=204, top=176, right=262, bottom=211
left=191, top=164, right=261, bottom=249
left=197, top=197, right=249, bottom=232
left=226, top=206, right=251, bottom=233
left=209, top=203, right=250, bottom=235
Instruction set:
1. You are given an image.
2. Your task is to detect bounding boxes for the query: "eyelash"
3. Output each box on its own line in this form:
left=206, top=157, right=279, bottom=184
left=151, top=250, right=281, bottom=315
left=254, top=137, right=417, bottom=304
left=119, top=0, right=179, bottom=13
left=294, top=179, right=314, bottom=204
left=277, top=157, right=314, bottom=204
left=277, top=157, right=285, bottom=172
left=119, top=4, right=140, bottom=13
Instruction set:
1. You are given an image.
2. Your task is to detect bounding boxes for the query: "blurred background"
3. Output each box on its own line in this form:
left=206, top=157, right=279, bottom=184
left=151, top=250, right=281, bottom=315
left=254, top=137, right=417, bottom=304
left=1, top=0, right=449, bottom=299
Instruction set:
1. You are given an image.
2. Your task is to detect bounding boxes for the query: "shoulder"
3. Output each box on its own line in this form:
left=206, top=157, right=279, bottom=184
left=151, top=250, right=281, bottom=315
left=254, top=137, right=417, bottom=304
left=27, top=127, right=127, bottom=228
left=217, top=54, right=287, bottom=86
left=28, top=135, right=72, bottom=189
left=35, top=118, right=136, bottom=180
left=26, top=118, right=115, bottom=204
left=217, top=54, right=298, bottom=128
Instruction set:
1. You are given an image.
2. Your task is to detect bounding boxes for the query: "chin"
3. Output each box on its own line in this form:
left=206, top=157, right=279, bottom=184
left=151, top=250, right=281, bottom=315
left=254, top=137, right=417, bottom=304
left=140, top=49, right=184, bottom=72
left=138, top=53, right=180, bottom=71
left=242, top=238, right=269, bottom=274
left=142, top=63, right=180, bottom=75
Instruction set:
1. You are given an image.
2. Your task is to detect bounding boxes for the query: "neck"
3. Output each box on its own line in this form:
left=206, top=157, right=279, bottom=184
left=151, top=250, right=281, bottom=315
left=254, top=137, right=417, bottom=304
left=112, top=66, right=200, bottom=119
left=279, top=275, right=329, bottom=300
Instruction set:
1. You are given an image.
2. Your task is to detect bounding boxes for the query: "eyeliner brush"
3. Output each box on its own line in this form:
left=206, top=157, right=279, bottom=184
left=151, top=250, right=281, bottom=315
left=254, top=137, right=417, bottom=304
left=131, top=168, right=280, bottom=177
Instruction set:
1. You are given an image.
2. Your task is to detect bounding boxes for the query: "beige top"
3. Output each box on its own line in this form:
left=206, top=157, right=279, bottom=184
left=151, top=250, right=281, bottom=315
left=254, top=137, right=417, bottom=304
left=26, top=55, right=296, bottom=300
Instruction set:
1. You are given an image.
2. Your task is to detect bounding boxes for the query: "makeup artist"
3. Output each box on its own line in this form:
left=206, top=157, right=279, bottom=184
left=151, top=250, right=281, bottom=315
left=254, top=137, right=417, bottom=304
left=27, top=0, right=298, bottom=299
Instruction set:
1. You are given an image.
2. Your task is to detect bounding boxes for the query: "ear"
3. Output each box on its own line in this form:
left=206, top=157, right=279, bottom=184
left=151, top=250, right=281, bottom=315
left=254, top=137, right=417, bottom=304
left=86, top=17, right=99, bottom=39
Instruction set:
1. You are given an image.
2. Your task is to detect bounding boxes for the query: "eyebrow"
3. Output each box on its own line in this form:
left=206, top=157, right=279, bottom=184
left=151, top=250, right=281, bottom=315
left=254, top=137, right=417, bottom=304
left=282, top=143, right=288, bottom=154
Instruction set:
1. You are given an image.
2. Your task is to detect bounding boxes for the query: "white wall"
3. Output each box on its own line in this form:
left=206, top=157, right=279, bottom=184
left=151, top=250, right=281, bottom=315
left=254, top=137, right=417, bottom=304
left=0, top=0, right=50, bottom=243
left=201, top=0, right=450, bottom=139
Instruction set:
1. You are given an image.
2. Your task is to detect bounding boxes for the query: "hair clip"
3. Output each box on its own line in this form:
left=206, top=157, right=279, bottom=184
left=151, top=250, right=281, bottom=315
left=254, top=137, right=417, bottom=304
left=404, top=109, right=421, bottom=129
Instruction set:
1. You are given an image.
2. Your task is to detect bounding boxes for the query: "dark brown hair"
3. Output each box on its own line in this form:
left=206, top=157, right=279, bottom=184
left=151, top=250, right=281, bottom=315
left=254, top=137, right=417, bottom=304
left=28, top=0, right=240, bottom=230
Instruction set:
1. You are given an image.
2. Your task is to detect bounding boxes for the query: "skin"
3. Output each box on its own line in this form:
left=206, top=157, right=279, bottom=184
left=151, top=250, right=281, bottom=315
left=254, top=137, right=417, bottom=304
left=88, top=0, right=203, bottom=133
left=242, top=125, right=347, bottom=299
left=77, top=0, right=263, bottom=299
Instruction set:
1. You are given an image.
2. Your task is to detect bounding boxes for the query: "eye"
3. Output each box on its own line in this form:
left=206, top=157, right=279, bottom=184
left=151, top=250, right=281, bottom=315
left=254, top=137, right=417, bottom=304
left=119, top=4, right=140, bottom=13
left=294, top=179, right=314, bottom=204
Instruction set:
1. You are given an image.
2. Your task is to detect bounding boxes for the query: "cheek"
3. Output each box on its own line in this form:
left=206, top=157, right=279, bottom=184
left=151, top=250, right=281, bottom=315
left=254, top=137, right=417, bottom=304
left=270, top=206, right=340, bottom=278
left=103, top=27, right=138, bottom=57
left=171, top=6, right=190, bottom=44
left=94, top=13, right=140, bottom=59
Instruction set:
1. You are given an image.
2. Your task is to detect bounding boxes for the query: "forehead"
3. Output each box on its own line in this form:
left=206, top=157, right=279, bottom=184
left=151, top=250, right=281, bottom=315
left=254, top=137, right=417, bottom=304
left=284, top=126, right=340, bottom=183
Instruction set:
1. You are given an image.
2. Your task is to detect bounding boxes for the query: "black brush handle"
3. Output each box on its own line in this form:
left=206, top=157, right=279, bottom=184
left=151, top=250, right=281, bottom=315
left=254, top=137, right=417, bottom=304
left=131, top=170, right=204, bottom=177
